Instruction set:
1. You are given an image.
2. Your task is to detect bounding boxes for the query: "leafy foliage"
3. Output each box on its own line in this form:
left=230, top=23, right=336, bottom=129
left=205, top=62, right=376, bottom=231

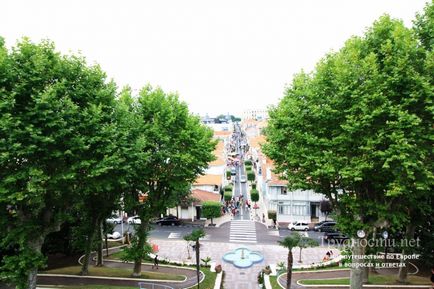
left=201, top=201, right=222, bottom=225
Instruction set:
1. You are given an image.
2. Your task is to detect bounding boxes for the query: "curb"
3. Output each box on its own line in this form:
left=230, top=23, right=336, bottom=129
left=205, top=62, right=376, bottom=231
left=295, top=279, right=432, bottom=288
left=37, top=273, right=187, bottom=283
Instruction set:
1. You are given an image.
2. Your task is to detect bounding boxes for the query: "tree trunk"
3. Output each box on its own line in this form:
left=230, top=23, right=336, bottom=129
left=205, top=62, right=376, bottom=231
left=81, top=217, right=98, bottom=275
left=196, top=240, right=200, bottom=289
left=362, top=266, right=369, bottom=284
left=132, top=220, right=148, bottom=277
left=398, top=224, right=416, bottom=283
left=26, top=236, right=45, bottom=289
left=287, top=250, right=293, bottom=289
left=350, top=238, right=364, bottom=289
left=298, top=248, right=302, bottom=263
left=96, top=220, right=104, bottom=266
left=104, top=220, right=109, bottom=257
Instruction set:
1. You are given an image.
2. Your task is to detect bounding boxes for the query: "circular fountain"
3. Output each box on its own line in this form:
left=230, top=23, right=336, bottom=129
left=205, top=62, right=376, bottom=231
left=222, top=247, right=264, bottom=268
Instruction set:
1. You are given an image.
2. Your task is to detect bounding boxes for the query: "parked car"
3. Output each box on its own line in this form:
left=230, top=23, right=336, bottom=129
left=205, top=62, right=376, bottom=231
left=324, top=232, right=349, bottom=243
left=231, top=167, right=237, bottom=176
left=314, top=221, right=336, bottom=232
left=127, top=216, right=141, bottom=224
left=155, top=215, right=181, bottom=226
left=288, top=221, right=309, bottom=231
left=240, top=175, right=247, bottom=183
left=107, top=231, right=121, bottom=239
left=106, top=214, right=123, bottom=224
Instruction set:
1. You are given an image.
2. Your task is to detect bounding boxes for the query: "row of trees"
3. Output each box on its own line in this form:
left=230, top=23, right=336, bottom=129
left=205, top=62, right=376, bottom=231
left=264, top=3, right=432, bottom=289
left=0, top=38, right=216, bottom=289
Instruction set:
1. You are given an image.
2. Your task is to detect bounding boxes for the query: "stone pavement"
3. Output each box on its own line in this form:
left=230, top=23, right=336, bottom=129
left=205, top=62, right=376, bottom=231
left=149, top=239, right=337, bottom=289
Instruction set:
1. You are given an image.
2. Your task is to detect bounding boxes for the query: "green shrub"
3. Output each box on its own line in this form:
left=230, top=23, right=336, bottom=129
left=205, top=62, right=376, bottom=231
left=224, top=185, right=233, bottom=192
left=244, top=160, right=252, bottom=166
left=202, top=201, right=222, bottom=225
left=226, top=170, right=231, bottom=179
left=251, top=183, right=256, bottom=189
left=224, top=192, right=232, bottom=202
left=268, top=210, right=277, bottom=222
left=251, top=189, right=259, bottom=202
left=247, top=171, right=255, bottom=181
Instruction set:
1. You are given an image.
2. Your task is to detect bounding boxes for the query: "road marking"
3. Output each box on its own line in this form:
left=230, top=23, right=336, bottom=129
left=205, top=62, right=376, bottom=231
left=229, top=220, right=257, bottom=244
left=168, top=232, right=181, bottom=239
left=267, top=231, right=280, bottom=237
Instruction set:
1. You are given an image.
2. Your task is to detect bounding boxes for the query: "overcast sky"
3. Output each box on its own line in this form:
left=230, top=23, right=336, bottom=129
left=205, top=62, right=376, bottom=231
left=1, top=0, right=428, bottom=116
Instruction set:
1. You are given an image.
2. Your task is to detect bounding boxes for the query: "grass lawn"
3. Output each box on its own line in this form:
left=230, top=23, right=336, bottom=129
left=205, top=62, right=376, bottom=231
left=269, top=275, right=281, bottom=289
left=299, top=274, right=431, bottom=285
left=41, top=285, right=139, bottom=289
left=198, top=267, right=219, bottom=289
left=293, top=264, right=344, bottom=272
left=42, top=265, right=185, bottom=281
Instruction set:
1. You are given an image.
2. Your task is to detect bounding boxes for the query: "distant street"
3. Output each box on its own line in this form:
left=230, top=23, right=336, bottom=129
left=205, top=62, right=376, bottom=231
left=113, top=222, right=330, bottom=246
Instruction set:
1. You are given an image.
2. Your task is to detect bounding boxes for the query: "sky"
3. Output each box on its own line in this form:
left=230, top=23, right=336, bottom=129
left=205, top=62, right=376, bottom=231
left=1, top=0, right=428, bottom=116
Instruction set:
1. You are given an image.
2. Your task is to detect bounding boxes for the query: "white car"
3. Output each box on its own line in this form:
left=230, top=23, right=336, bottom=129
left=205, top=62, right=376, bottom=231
left=127, top=216, right=141, bottom=224
left=288, top=221, right=309, bottom=231
left=240, top=175, right=247, bottom=183
left=106, top=215, right=123, bottom=224
left=107, top=231, right=121, bottom=239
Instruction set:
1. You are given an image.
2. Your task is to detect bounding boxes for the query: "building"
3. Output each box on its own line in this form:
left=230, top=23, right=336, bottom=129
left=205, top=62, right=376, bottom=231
left=167, top=189, right=221, bottom=221
left=242, top=109, right=269, bottom=121
left=245, top=121, right=328, bottom=224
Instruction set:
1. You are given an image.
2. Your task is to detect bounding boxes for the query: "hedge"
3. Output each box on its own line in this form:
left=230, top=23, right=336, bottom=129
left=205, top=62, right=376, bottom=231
left=247, top=171, right=255, bottom=181
left=202, top=201, right=222, bottom=225
left=244, top=160, right=252, bottom=166
left=250, top=189, right=259, bottom=202
left=224, top=192, right=232, bottom=202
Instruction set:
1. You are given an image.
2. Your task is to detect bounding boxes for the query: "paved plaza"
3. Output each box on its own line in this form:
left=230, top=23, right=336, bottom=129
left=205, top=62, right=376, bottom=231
left=149, top=238, right=338, bottom=289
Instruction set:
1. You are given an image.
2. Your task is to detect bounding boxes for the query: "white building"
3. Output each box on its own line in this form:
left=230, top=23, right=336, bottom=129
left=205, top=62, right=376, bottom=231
left=242, top=109, right=268, bottom=121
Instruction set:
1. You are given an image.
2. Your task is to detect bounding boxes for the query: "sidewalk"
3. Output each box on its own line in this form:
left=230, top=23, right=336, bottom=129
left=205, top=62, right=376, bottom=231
left=149, top=239, right=339, bottom=289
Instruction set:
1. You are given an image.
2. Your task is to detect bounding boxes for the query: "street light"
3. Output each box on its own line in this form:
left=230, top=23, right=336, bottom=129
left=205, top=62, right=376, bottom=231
left=382, top=230, right=389, bottom=262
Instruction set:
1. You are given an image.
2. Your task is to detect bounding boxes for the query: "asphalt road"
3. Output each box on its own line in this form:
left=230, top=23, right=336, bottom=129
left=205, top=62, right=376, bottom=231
left=112, top=221, right=335, bottom=246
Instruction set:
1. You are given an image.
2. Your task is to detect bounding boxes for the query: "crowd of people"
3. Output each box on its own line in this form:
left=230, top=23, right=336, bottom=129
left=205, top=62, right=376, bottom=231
left=222, top=195, right=251, bottom=216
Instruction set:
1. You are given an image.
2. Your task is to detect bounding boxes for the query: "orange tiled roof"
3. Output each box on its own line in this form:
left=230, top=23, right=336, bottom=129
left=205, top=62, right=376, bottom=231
left=263, top=158, right=288, bottom=186
left=192, top=189, right=221, bottom=203
left=214, top=131, right=231, bottom=137
left=209, top=140, right=225, bottom=166
left=194, top=174, right=222, bottom=186
left=248, top=135, right=266, bottom=150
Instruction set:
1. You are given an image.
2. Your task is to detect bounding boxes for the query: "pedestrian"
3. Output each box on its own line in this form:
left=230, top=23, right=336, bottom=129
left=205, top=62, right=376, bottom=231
left=152, top=255, right=159, bottom=269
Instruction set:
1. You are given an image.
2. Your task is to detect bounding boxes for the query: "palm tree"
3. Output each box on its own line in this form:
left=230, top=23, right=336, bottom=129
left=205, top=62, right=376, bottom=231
left=298, top=236, right=318, bottom=263
left=278, top=233, right=301, bottom=289
left=184, top=228, right=206, bottom=289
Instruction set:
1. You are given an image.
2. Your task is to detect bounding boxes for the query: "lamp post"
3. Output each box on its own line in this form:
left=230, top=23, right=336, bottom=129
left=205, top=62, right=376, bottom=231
left=382, top=230, right=389, bottom=263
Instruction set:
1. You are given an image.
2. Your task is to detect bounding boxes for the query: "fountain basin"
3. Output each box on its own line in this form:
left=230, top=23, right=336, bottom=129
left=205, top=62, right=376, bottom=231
left=222, top=247, right=264, bottom=268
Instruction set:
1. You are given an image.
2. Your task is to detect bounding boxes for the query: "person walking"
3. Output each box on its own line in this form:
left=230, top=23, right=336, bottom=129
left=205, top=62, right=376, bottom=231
left=152, top=255, right=159, bottom=269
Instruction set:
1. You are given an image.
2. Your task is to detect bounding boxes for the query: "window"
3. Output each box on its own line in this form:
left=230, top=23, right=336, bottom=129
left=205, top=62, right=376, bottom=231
left=280, top=187, right=287, bottom=195
left=292, top=202, right=308, bottom=216
left=278, top=205, right=290, bottom=215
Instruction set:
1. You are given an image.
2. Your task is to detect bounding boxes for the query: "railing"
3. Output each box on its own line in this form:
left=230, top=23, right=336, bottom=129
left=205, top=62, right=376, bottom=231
left=138, top=282, right=174, bottom=289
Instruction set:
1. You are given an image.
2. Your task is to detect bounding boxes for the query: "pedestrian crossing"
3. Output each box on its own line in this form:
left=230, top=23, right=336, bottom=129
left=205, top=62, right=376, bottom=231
left=168, top=232, right=181, bottom=239
left=229, top=220, right=257, bottom=243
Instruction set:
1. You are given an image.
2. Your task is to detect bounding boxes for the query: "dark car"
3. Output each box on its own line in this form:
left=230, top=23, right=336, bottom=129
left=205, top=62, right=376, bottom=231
left=155, top=215, right=181, bottom=226
left=314, top=221, right=336, bottom=232
left=324, top=232, right=349, bottom=244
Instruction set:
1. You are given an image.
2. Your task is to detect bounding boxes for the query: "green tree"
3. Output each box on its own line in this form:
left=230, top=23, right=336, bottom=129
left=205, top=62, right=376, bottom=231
left=278, top=233, right=301, bottom=289
left=201, top=201, right=221, bottom=225
left=123, top=86, right=216, bottom=276
left=250, top=189, right=259, bottom=203
left=247, top=171, right=255, bottom=182
left=0, top=38, right=119, bottom=289
left=224, top=192, right=232, bottom=202
left=185, top=229, right=206, bottom=289
left=264, top=13, right=433, bottom=289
